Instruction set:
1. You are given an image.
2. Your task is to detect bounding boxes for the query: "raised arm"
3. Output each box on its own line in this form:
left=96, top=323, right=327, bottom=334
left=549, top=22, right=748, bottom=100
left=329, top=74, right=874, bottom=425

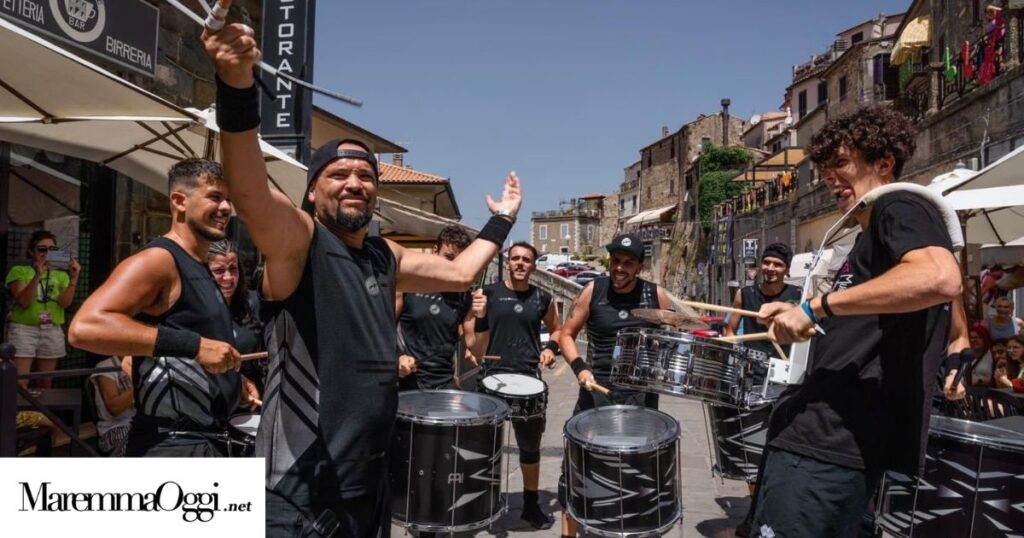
left=393, top=173, right=521, bottom=293
left=68, top=249, right=238, bottom=373
left=724, top=288, right=743, bottom=337
left=201, top=14, right=313, bottom=300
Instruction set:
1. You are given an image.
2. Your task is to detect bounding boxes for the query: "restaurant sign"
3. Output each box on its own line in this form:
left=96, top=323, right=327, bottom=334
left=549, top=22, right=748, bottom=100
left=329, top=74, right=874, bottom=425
left=0, top=0, right=159, bottom=77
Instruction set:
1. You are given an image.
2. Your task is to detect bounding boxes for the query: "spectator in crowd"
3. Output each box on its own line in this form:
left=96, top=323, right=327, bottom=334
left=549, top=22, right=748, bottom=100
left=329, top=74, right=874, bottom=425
left=986, top=296, right=1023, bottom=340
left=995, top=335, right=1024, bottom=387
left=965, top=323, right=995, bottom=387
left=89, top=356, right=135, bottom=456
left=5, top=230, right=80, bottom=389
left=207, top=240, right=263, bottom=402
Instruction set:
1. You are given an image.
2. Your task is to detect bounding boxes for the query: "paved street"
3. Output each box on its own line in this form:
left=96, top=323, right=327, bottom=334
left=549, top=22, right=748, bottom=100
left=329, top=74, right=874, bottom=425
left=390, top=357, right=752, bottom=537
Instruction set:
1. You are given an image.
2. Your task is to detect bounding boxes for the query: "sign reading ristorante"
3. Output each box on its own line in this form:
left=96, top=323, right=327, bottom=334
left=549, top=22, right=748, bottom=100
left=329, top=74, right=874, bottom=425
left=0, top=0, right=159, bottom=77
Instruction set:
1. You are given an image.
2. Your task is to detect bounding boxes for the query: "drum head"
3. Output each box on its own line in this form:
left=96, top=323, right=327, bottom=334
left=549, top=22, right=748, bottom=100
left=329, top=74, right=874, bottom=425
left=565, top=405, right=680, bottom=454
left=398, top=390, right=509, bottom=425
left=481, top=373, right=545, bottom=396
left=229, top=414, right=260, bottom=436
left=929, top=415, right=1024, bottom=452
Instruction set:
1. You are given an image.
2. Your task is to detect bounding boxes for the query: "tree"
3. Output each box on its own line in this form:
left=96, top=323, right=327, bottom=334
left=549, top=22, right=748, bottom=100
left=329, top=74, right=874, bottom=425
left=697, top=145, right=751, bottom=229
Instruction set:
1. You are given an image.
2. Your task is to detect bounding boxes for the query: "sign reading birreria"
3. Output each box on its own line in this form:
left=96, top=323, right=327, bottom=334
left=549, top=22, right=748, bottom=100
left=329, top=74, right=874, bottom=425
left=260, top=0, right=315, bottom=164
left=0, top=0, right=159, bottom=77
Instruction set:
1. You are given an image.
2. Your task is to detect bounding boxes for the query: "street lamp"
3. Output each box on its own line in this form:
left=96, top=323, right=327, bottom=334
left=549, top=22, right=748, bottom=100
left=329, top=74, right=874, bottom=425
left=564, top=234, right=572, bottom=255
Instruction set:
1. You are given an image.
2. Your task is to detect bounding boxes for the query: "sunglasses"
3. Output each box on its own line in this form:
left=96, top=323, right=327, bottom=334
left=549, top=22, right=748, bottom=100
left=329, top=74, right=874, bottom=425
left=34, top=246, right=59, bottom=253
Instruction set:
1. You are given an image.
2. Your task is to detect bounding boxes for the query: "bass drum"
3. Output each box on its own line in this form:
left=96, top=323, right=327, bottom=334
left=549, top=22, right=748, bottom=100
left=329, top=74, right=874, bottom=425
left=390, top=390, right=508, bottom=534
left=876, top=415, right=1024, bottom=537
left=564, top=405, right=682, bottom=537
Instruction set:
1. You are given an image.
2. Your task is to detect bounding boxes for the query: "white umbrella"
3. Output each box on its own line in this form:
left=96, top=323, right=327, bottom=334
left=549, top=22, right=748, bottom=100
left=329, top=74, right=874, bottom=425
left=929, top=149, right=1024, bottom=246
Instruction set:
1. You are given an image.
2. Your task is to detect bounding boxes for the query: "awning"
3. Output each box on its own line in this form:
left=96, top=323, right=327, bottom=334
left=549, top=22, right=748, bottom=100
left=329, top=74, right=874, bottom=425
left=758, top=148, right=807, bottom=167
left=730, top=169, right=780, bottom=182
left=938, top=144, right=1024, bottom=194
left=625, top=204, right=677, bottom=226
left=377, top=197, right=477, bottom=242
left=891, top=16, right=932, bottom=66
left=0, top=17, right=192, bottom=124
left=930, top=145, right=1024, bottom=246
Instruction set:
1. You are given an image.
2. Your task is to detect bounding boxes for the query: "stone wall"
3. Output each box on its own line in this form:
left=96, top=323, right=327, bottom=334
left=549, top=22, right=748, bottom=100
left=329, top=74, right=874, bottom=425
left=600, top=192, right=620, bottom=246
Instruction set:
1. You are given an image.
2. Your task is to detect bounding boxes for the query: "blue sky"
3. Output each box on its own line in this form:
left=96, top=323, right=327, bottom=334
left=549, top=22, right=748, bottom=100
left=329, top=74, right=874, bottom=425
left=313, top=0, right=909, bottom=241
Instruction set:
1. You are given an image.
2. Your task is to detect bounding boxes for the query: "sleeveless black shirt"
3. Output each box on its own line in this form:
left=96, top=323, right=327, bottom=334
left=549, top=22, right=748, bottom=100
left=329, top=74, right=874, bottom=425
left=258, top=224, right=397, bottom=503
left=586, top=276, right=660, bottom=376
left=133, top=237, right=239, bottom=429
left=480, top=282, right=552, bottom=376
left=399, top=291, right=470, bottom=389
left=739, top=283, right=802, bottom=358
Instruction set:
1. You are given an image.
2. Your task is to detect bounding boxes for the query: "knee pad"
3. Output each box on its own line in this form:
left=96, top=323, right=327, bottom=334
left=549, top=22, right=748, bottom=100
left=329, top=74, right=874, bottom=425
left=519, top=449, right=540, bottom=464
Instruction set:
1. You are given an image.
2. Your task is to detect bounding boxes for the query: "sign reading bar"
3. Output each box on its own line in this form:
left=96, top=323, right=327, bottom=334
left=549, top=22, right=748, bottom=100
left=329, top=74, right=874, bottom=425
left=0, top=0, right=159, bottom=77
left=260, top=0, right=315, bottom=163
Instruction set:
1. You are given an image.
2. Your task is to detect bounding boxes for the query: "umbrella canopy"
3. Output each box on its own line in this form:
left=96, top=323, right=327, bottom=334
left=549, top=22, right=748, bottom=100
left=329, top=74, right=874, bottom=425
left=929, top=148, right=1024, bottom=246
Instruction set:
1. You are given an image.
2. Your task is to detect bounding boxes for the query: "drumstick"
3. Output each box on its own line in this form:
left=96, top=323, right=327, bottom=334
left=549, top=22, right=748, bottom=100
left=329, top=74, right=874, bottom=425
left=253, top=398, right=262, bottom=407
left=717, top=332, right=772, bottom=343
left=679, top=299, right=760, bottom=318
left=718, top=333, right=791, bottom=362
left=587, top=380, right=611, bottom=396
left=240, top=352, right=268, bottom=361
left=483, top=355, right=501, bottom=362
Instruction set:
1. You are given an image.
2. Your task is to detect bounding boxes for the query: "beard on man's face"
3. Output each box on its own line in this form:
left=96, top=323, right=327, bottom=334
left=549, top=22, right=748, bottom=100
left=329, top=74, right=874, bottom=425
left=188, top=216, right=227, bottom=242
left=333, top=207, right=373, bottom=232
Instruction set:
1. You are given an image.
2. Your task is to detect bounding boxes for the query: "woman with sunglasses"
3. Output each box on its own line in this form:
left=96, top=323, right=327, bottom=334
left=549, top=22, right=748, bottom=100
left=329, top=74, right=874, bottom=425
left=5, top=230, right=80, bottom=389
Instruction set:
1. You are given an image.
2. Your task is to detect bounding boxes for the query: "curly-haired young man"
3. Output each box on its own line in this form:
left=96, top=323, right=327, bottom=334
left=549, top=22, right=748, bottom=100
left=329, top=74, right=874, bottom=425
left=752, top=106, right=961, bottom=538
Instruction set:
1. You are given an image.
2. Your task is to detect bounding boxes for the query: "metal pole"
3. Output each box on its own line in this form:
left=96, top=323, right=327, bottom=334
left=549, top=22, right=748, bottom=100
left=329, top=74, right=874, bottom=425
left=1, top=357, right=17, bottom=457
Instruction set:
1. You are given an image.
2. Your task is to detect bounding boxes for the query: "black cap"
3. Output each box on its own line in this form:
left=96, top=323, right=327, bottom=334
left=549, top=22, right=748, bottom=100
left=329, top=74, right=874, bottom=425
left=606, top=233, right=645, bottom=261
left=306, top=138, right=379, bottom=189
left=761, top=242, right=793, bottom=267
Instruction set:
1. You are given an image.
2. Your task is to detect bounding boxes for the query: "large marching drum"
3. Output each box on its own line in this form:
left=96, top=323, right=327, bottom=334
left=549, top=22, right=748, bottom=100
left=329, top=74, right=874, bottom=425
left=611, top=327, right=768, bottom=408
left=875, top=415, right=1024, bottom=537
left=563, top=405, right=682, bottom=537
left=390, top=390, right=509, bottom=534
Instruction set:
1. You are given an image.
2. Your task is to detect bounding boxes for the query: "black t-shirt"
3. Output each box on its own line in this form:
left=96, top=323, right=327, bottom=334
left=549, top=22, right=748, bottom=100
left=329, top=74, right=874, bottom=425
left=586, top=277, right=660, bottom=376
left=398, top=291, right=471, bottom=389
left=768, top=191, right=952, bottom=475
left=481, top=282, right=552, bottom=375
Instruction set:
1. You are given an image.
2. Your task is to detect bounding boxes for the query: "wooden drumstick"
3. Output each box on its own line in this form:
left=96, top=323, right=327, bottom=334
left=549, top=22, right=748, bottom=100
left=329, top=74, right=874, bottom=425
left=679, top=299, right=760, bottom=318
left=587, top=380, right=611, bottom=396
left=253, top=398, right=263, bottom=407
left=717, top=333, right=790, bottom=362
left=240, top=352, right=268, bottom=361
left=483, top=355, right=502, bottom=362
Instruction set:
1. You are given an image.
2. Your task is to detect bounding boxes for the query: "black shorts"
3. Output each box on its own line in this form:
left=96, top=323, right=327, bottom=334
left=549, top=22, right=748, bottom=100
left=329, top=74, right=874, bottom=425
left=511, top=415, right=546, bottom=454
left=266, top=487, right=390, bottom=538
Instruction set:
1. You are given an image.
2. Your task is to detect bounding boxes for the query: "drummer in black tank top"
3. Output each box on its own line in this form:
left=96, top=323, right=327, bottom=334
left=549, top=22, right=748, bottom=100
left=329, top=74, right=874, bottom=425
left=69, top=159, right=254, bottom=457
left=395, top=225, right=486, bottom=391
left=473, top=241, right=563, bottom=529
left=557, top=233, right=671, bottom=537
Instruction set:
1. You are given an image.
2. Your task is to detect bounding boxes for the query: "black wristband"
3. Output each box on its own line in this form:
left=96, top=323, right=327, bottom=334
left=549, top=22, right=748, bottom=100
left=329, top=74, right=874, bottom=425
left=943, top=351, right=961, bottom=372
left=476, top=215, right=514, bottom=247
left=474, top=316, right=490, bottom=332
left=569, top=358, right=591, bottom=377
left=215, top=75, right=261, bottom=133
left=153, top=327, right=201, bottom=359
left=544, top=340, right=560, bottom=355
left=821, top=292, right=836, bottom=319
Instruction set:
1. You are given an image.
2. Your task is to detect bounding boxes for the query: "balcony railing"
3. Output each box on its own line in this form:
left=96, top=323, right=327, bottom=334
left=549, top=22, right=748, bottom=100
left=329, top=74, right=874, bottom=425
left=712, top=172, right=798, bottom=219
left=619, top=179, right=640, bottom=192
left=531, top=208, right=602, bottom=219
left=940, top=21, right=1006, bottom=109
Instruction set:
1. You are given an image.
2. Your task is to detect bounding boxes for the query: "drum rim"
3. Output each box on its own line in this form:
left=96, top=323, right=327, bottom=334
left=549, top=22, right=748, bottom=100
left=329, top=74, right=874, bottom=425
left=565, top=502, right=681, bottom=538
left=929, top=415, right=1024, bottom=451
left=480, top=373, right=548, bottom=396
left=397, top=389, right=510, bottom=425
left=563, top=405, right=681, bottom=454
left=393, top=494, right=508, bottom=533
left=615, top=326, right=739, bottom=352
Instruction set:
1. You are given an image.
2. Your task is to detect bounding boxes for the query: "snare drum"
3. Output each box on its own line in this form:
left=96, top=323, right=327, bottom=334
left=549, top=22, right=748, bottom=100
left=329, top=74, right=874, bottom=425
left=225, top=413, right=260, bottom=457
left=876, top=415, right=1024, bottom=537
left=611, top=327, right=755, bottom=407
left=390, top=390, right=509, bottom=533
left=564, top=405, right=682, bottom=537
left=479, top=373, right=548, bottom=421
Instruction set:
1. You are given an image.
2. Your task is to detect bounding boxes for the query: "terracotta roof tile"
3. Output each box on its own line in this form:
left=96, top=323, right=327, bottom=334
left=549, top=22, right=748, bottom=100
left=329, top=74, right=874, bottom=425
left=379, top=161, right=448, bottom=184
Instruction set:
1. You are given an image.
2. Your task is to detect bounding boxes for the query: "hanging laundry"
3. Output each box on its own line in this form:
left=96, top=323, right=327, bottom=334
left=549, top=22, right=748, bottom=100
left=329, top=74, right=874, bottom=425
left=943, top=46, right=957, bottom=82
left=962, top=41, right=975, bottom=80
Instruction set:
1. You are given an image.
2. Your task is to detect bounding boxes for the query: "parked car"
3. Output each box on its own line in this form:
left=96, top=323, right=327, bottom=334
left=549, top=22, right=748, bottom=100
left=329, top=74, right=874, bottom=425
left=552, top=262, right=594, bottom=278
left=572, top=270, right=604, bottom=286
left=536, top=254, right=571, bottom=270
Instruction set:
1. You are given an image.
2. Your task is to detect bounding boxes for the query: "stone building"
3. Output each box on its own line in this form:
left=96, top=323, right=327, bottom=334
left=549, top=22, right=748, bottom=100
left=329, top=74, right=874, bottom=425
left=530, top=195, right=605, bottom=257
